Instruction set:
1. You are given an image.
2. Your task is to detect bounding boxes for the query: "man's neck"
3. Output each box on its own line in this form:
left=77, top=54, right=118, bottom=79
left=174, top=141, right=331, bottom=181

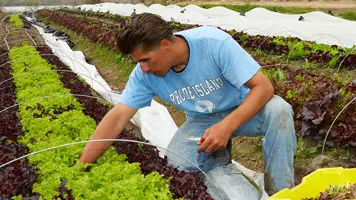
left=171, top=35, right=189, bottom=72
left=172, top=64, right=186, bottom=72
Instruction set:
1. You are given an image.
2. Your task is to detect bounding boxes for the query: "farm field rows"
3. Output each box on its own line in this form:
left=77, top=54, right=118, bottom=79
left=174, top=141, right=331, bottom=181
left=33, top=7, right=356, bottom=193
left=0, top=3, right=355, bottom=199
left=0, top=13, right=215, bottom=199
left=35, top=8, right=356, bottom=147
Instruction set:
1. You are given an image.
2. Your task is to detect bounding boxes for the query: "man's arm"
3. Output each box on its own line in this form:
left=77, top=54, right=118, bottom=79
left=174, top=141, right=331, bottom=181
left=197, top=70, right=274, bottom=153
left=79, top=103, right=138, bottom=163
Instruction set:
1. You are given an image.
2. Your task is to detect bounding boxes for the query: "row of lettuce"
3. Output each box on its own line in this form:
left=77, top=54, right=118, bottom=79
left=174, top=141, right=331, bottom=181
left=33, top=9, right=356, bottom=147
left=0, top=45, right=38, bottom=199
left=1, top=21, right=213, bottom=199
left=1, top=44, right=173, bottom=199
left=43, top=8, right=356, bottom=70
left=37, top=45, right=213, bottom=199
left=8, top=14, right=31, bottom=29
left=9, top=15, right=24, bottom=28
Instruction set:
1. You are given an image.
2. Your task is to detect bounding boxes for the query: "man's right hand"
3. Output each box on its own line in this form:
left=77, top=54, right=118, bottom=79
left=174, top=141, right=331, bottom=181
left=71, top=161, right=87, bottom=171
left=78, top=103, right=137, bottom=164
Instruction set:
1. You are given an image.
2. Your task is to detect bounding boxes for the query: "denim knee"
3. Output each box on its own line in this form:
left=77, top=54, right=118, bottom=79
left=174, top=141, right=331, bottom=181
left=264, top=96, right=293, bottom=117
left=262, top=96, right=294, bottom=132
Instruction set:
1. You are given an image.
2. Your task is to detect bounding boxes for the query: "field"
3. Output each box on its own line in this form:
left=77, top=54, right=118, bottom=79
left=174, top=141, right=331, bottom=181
left=0, top=2, right=355, bottom=199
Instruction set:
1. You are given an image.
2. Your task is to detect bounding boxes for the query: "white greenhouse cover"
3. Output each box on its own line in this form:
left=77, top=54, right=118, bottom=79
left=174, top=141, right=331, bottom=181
left=75, top=3, right=356, bottom=48
left=2, top=5, right=68, bottom=12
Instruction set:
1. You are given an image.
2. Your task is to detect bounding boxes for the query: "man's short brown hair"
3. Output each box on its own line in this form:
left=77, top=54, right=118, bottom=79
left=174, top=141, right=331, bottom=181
left=116, top=13, right=173, bottom=55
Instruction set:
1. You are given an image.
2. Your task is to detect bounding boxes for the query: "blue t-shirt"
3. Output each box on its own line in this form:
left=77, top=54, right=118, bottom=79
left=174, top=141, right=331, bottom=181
left=118, top=26, right=260, bottom=117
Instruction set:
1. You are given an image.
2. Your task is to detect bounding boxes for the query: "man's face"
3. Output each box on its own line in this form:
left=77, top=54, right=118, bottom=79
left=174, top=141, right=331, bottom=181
left=131, top=40, right=173, bottom=77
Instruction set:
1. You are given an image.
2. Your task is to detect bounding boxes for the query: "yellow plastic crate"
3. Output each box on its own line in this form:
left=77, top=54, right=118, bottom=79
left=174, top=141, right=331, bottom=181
left=268, top=167, right=356, bottom=200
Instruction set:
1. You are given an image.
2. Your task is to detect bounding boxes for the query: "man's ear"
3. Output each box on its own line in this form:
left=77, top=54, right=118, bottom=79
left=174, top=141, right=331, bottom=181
left=160, top=39, right=172, bottom=48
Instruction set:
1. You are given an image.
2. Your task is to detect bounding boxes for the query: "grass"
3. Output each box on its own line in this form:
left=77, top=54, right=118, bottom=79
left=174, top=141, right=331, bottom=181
left=341, top=11, right=356, bottom=21
left=66, top=31, right=134, bottom=83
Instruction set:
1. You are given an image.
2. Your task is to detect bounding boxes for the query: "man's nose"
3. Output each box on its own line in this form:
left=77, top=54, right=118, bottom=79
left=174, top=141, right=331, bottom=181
left=139, top=62, right=150, bottom=73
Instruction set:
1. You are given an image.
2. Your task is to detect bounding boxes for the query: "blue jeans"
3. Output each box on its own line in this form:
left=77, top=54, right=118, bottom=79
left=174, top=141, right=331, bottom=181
left=166, top=95, right=296, bottom=194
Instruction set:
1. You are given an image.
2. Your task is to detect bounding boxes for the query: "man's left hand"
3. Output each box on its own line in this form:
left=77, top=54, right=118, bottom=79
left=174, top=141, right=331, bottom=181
left=197, top=122, right=232, bottom=153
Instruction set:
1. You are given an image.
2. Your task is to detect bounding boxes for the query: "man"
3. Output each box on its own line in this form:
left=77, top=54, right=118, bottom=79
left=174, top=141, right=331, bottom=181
left=78, top=13, right=296, bottom=195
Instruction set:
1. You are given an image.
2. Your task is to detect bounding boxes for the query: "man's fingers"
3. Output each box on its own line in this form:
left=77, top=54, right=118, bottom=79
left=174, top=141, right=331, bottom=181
left=198, top=138, right=226, bottom=153
left=198, top=143, right=217, bottom=153
left=204, top=145, right=216, bottom=153
left=197, top=139, right=210, bottom=153
left=197, top=137, right=219, bottom=153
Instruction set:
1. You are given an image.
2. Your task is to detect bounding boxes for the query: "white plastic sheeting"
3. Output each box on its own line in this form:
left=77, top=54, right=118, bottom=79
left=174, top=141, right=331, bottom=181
left=77, top=3, right=356, bottom=48
left=205, top=161, right=269, bottom=200
left=2, top=5, right=68, bottom=12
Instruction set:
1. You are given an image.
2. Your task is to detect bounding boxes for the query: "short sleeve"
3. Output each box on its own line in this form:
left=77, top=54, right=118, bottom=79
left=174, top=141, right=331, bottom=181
left=214, top=37, right=260, bottom=90
left=118, top=66, right=155, bottom=109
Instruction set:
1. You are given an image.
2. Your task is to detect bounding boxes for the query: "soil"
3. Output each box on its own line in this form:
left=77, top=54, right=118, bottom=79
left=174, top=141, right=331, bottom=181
left=232, top=136, right=355, bottom=187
